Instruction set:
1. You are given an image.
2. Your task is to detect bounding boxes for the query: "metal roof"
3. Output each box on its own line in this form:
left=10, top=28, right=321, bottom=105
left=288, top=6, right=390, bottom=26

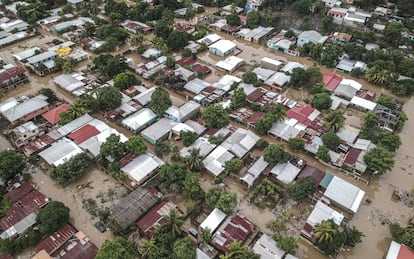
left=241, top=156, right=269, bottom=187
left=141, top=118, right=177, bottom=142
left=221, top=128, right=259, bottom=158
left=121, top=153, right=164, bottom=183
left=184, top=78, right=210, bottom=94
left=323, top=176, right=365, bottom=213
left=57, top=113, right=94, bottom=136
left=42, top=103, right=70, bottom=124
left=350, top=96, right=377, bottom=111
left=252, top=234, right=285, bottom=259
left=306, top=201, right=344, bottom=227
left=122, top=108, right=157, bottom=132
left=1, top=96, right=48, bottom=122
left=133, top=87, right=156, bottom=105
left=38, top=138, right=84, bottom=167
left=180, top=137, right=215, bottom=158
left=203, top=145, right=235, bottom=176
left=27, top=50, right=57, bottom=65
left=200, top=208, right=226, bottom=233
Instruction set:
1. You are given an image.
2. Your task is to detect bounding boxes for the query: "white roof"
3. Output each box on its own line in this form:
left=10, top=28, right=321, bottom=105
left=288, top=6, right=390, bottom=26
left=323, top=176, right=365, bottom=213
left=121, top=153, right=164, bottom=183
left=252, top=67, right=276, bottom=81
left=196, top=248, right=211, bottom=259
left=27, top=50, right=57, bottom=65
left=79, top=128, right=127, bottom=157
left=133, top=87, right=156, bottom=105
left=261, top=57, right=283, bottom=67
left=241, top=156, right=269, bottom=187
left=200, top=208, right=227, bottom=233
left=39, top=138, right=84, bottom=167
left=209, top=40, right=236, bottom=53
left=57, top=113, right=94, bottom=136
left=203, top=145, right=235, bottom=176
left=252, top=234, right=286, bottom=259
left=122, top=108, right=157, bottom=132
left=1, top=96, right=48, bottom=122
left=339, top=79, right=362, bottom=90
left=180, top=137, right=216, bottom=158
left=184, top=78, right=210, bottom=94
left=272, top=163, right=302, bottom=184
left=141, top=118, right=178, bottom=141
left=265, top=72, right=291, bottom=86
left=215, top=56, right=244, bottom=72
left=353, top=138, right=375, bottom=151
left=350, top=96, right=377, bottom=111
left=197, top=33, right=222, bottom=45
left=213, top=75, right=242, bottom=92
left=280, top=62, right=305, bottom=74
left=13, top=47, right=41, bottom=61
left=221, top=128, right=259, bottom=158
left=306, top=201, right=344, bottom=227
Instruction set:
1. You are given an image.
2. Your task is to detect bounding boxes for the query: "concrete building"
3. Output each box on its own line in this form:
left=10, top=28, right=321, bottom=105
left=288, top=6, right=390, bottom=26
left=209, top=40, right=237, bottom=57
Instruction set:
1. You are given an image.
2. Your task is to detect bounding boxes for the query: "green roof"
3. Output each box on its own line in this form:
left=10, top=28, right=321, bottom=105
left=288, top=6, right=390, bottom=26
left=320, top=172, right=334, bottom=189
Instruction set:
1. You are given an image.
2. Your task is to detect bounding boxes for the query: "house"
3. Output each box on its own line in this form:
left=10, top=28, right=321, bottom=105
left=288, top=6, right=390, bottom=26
left=330, top=32, right=352, bottom=45
left=230, top=108, right=265, bottom=128
left=350, top=96, right=377, bottom=111
left=242, top=26, right=274, bottom=43
left=120, top=153, right=164, bottom=185
left=267, top=37, right=295, bottom=53
left=261, top=57, right=283, bottom=71
left=374, top=104, right=401, bottom=132
left=55, top=113, right=94, bottom=137
left=328, top=7, right=348, bottom=24
left=0, top=65, right=28, bottom=91
left=212, top=214, right=255, bottom=253
left=197, top=34, right=222, bottom=46
left=336, top=126, right=359, bottom=145
left=0, top=95, right=49, bottom=125
left=164, top=101, right=200, bottom=123
left=343, top=7, right=371, bottom=26
left=174, top=67, right=196, bottom=82
left=26, top=50, right=58, bottom=76
left=141, top=118, right=178, bottom=145
left=240, top=156, right=269, bottom=187
left=141, top=48, right=161, bottom=59
left=136, top=201, right=183, bottom=237
left=323, top=176, right=365, bottom=214
left=9, top=121, right=44, bottom=148
left=0, top=19, right=28, bottom=33
left=191, top=64, right=211, bottom=77
left=38, top=138, right=84, bottom=167
left=297, top=165, right=326, bottom=186
left=0, top=31, right=29, bottom=49
left=270, top=159, right=305, bottom=185
left=343, top=138, right=376, bottom=173
left=133, top=87, right=157, bottom=106
left=44, top=231, right=98, bottom=259
left=121, top=20, right=153, bottom=34
left=264, top=72, right=291, bottom=92
left=221, top=128, right=259, bottom=158
left=122, top=108, right=157, bottom=133
left=322, top=72, right=342, bottom=92
left=252, top=233, right=286, bottom=259
left=49, top=17, right=93, bottom=33
left=35, top=224, right=77, bottom=255
left=111, top=187, right=159, bottom=229
left=322, top=0, right=342, bottom=7
left=203, top=145, right=235, bottom=176
left=42, top=104, right=70, bottom=125
left=215, top=56, right=244, bottom=73
left=209, top=40, right=237, bottom=57
left=301, top=201, right=344, bottom=242
left=280, top=62, right=305, bottom=74
left=213, top=75, right=242, bottom=92
left=296, top=30, right=327, bottom=47
left=200, top=208, right=227, bottom=233
left=336, top=58, right=367, bottom=73
left=184, top=78, right=210, bottom=95
left=268, top=119, right=301, bottom=141
left=180, top=137, right=216, bottom=158
left=287, top=104, right=321, bottom=127
left=252, top=67, right=276, bottom=82
left=334, top=79, right=362, bottom=100
left=54, top=73, right=86, bottom=96
left=385, top=241, right=414, bottom=259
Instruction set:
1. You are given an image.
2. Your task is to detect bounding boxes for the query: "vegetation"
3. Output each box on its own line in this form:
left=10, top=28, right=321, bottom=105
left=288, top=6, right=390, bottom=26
left=181, top=131, right=197, bottom=147
left=0, top=150, right=26, bottom=179
left=321, top=131, right=340, bottom=150
left=148, top=87, right=172, bottom=116
left=93, top=54, right=127, bottom=80
left=206, top=186, right=237, bottom=214
left=96, top=237, right=137, bottom=259
left=311, top=93, right=332, bottom=110
left=274, top=235, right=298, bottom=254
left=230, top=88, right=246, bottom=110
left=289, top=176, right=317, bottom=202
left=363, top=147, right=395, bottom=175
left=224, top=158, right=244, bottom=175
left=96, top=86, right=122, bottom=110
left=50, top=153, right=89, bottom=185
left=288, top=137, right=305, bottom=151
left=126, top=136, right=147, bottom=155
left=202, top=105, right=230, bottom=128
left=185, top=148, right=203, bottom=171
left=256, top=138, right=269, bottom=150
left=114, top=73, right=140, bottom=90
left=317, top=145, right=331, bottom=163
left=221, top=240, right=260, bottom=259
left=389, top=222, right=414, bottom=250
left=324, top=110, right=345, bottom=132
left=263, top=144, right=291, bottom=166
left=255, top=113, right=277, bottom=135
left=36, top=201, right=70, bottom=234
left=242, top=71, right=261, bottom=87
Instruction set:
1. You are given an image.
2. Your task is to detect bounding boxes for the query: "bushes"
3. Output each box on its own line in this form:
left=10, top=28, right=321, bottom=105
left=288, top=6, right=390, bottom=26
left=50, top=153, right=90, bottom=185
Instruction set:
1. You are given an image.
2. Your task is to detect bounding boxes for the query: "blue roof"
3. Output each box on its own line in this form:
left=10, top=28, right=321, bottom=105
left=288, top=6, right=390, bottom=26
left=320, top=172, right=334, bottom=189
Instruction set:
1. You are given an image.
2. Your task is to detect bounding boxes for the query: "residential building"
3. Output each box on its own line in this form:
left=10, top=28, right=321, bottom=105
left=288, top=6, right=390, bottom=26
left=296, top=30, right=327, bottom=47
left=261, top=57, right=283, bottom=71
left=9, top=121, right=45, bottom=148
left=385, top=241, right=414, bottom=259
left=35, top=224, right=77, bottom=255
left=26, top=50, right=58, bottom=76
left=334, top=79, right=362, bottom=100
left=180, top=136, right=216, bottom=158
left=252, top=234, right=287, bottom=259
left=209, top=40, right=237, bottom=57
left=121, top=20, right=153, bottom=34
left=122, top=108, right=157, bottom=133
left=264, top=72, right=291, bottom=92
left=196, top=34, right=222, bottom=46
left=54, top=73, right=87, bottom=96
left=0, top=19, right=28, bottom=33
left=322, top=72, right=342, bottom=92
left=13, top=47, right=41, bottom=63
left=200, top=208, right=227, bottom=234
left=141, top=118, right=178, bottom=145
left=374, top=104, right=401, bottom=132
left=0, top=65, right=29, bottom=91
left=221, top=128, right=259, bottom=158
left=270, top=158, right=305, bottom=185
left=184, top=78, right=211, bottom=95
left=350, top=96, right=377, bottom=111
left=203, top=145, right=235, bottom=176
left=280, top=61, right=305, bottom=74
left=0, top=95, right=49, bottom=125
left=120, top=153, right=164, bottom=185
left=240, top=156, right=269, bottom=187
left=42, top=104, right=70, bottom=125
left=328, top=7, right=348, bottom=24
left=164, top=101, right=200, bottom=123
left=38, top=138, right=84, bottom=167
left=215, top=56, right=244, bottom=73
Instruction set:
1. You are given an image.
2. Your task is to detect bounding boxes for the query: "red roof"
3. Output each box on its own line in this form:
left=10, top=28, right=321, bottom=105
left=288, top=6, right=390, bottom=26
left=68, top=124, right=100, bottom=144
left=36, top=224, right=77, bottom=254
left=58, top=238, right=98, bottom=259
left=398, top=244, right=414, bottom=259
left=42, top=104, right=70, bottom=124
left=191, top=64, right=211, bottom=74
left=328, top=9, right=346, bottom=16
left=0, top=66, right=26, bottom=84
left=247, top=111, right=265, bottom=125
left=322, top=72, right=342, bottom=91
left=176, top=57, right=196, bottom=67
left=344, top=148, right=362, bottom=166
left=287, top=104, right=316, bottom=126
left=246, top=88, right=266, bottom=103
left=4, top=182, right=34, bottom=203
left=297, top=165, right=325, bottom=185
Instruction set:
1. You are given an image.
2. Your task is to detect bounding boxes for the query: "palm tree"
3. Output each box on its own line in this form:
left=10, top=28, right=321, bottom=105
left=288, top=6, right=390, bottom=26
left=324, top=110, right=345, bottom=132
left=186, top=148, right=203, bottom=171
left=164, top=209, right=184, bottom=238
left=365, top=67, right=390, bottom=85
left=267, top=103, right=286, bottom=121
left=314, top=220, right=337, bottom=243
left=220, top=240, right=259, bottom=259
left=68, top=99, right=88, bottom=118
left=140, top=237, right=157, bottom=257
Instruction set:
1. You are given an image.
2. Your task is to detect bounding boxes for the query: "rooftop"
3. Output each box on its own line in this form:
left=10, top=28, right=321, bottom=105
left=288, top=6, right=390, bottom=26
left=1, top=96, right=48, bottom=123
left=42, top=104, right=70, bottom=124
left=200, top=208, right=227, bottom=233
left=121, top=153, right=164, bottom=183
left=323, top=176, right=365, bottom=213
left=36, top=224, right=77, bottom=255
left=38, top=138, right=84, bottom=167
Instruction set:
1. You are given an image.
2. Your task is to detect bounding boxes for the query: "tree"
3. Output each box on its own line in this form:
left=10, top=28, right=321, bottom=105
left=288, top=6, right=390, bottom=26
left=256, top=138, right=269, bottom=149
left=365, top=66, right=390, bottom=85
left=181, top=131, right=197, bottom=147
left=307, top=66, right=323, bottom=85
left=266, top=103, right=287, bottom=121
left=344, top=226, right=364, bottom=247
left=186, top=148, right=203, bottom=171
left=344, top=42, right=366, bottom=60
left=114, top=73, right=140, bottom=90
left=289, top=176, right=317, bottom=202
left=376, top=131, right=401, bottom=152
left=226, top=13, right=241, bottom=26
left=384, top=22, right=404, bottom=47
left=130, top=34, right=145, bottom=47
left=321, top=131, right=340, bottom=150
left=290, top=67, right=308, bottom=88
left=182, top=173, right=205, bottom=201
left=274, top=235, right=298, bottom=254
left=39, top=88, right=56, bottom=102
left=376, top=95, right=398, bottom=110
left=158, top=164, right=187, bottom=192
left=321, top=15, right=334, bottom=34
left=288, top=137, right=305, bottom=151
left=242, top=71, right=261, bottom=87
left=230, top=88, right=246, bottom=110
left=148, top=87, right=172, bottom=116
left=163, top=209, right=184, bottom=238
left=317, top=145, right=331, bottom=163
left=246, top=11, right=261, bottom=29
left=221, top=240, right=260, bottom=259
left=93, top=54, right=127, bottom=79
left=324, top=110, right=345, bottom=132
left=155, top=141, right=171, bottom=157
left=314, top=220, right=338, bottom=243
left=96, top=237, right=137, bottom=259
left=99, top=134, right=127, bottom=162
left=311, top=93, right=332, bottom=110
left=363, top=147, right=395, bottom=174
left=173, top=238, right=196, bottom=259
left=320, top=44, right=343, bottom=67
left=0, top=150, right=26, bottom=179
left=255, top=113, right=277, bottom=135
left=165, top=56, right=176, bottom=68
left=224, top=158, right=244, bottom=174
left=126, top=136, right=147, bottom=155
left=36, top=201, right=70, bottom=234
left=292, top=0, right=312, bottom=14
left=155, top=19, right=173, bottom=40
left=206, top=187, right=237, bottom=214
left=140, top=237, right=157, bottom=258
left=167, top=30, right=190, bottom=51
left=50, top=153, right=89, bottom=185
left=96, top=86, right=122, bottom=110
left=202, top=105, right=230, bottom=128
left=263, top=144, right=291, bottom=166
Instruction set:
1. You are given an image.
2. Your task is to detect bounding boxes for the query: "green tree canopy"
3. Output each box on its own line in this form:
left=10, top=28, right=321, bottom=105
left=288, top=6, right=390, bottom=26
left=226, top=13, right=241, bottom=26
left=50, top=153, right=89, bottom=185
left=167, top=30, right=190, bottom=51
left=376, top=131, right=401, bottom=152
left=242, top=71, right=261, bottom=87
left=311, top=93, right=332, bottom=110
left=181, top=131, right=197, bottom=147
left=202, top=105, right=230, bottom=128
left=246, top=11, right=261, bottom=28
left=290, top=67, right=308, bottom=88
left=206, top=187, right=237, bottom=214
left=99, top=134, right=127, bottom=162
left=289, top=176, right=317, bottom=202
left=255, top=113, right=277, bottom=135
left=96, top=237, right=137, bottom=259
left=93, top=54, right=127, bottom=79
left=322, top=131, right=340, bottom=150
left=224, top=158, right=244, bottom=174
left=230, top=88, right=246, bottom=110
left=221, top=240, right=260, bottom=259
left=126, top=136, right=147, bottom=155
left=159, top=164, right=187, bottom=192
left=114, top=72, right=140, bottom=90
left=384, top=22, right=404, bottom=47
left=186, top=148, right=203, bottom=171
left=317, top=145, right=331, bottom=163
left=263, top=144, right=291, bottom=166
left=96, top=86, right=122, bottom=110
left=363, top=146, right=395, bottom=174
left=274, top=235, right=298, bottom=254
left=324, top=110, right=345, bottom=132
left=36, top=201, right=70, bottom=234
left=0, top=150, right=26, bottom=179
left=172, top=238, right=196, bottom=259
left=288, top=137, right=305, bottom=151
left=182, top=173, right=205, bottom=201
left=148, top=87, right=172, bottom=116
